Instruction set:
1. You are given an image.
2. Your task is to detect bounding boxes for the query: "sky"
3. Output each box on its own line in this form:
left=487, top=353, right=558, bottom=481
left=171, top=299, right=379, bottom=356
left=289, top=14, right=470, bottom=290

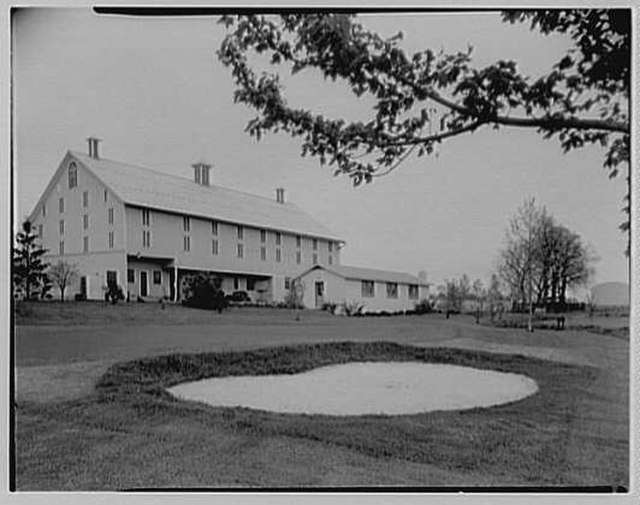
left=11, top=8, right=630, bottom=291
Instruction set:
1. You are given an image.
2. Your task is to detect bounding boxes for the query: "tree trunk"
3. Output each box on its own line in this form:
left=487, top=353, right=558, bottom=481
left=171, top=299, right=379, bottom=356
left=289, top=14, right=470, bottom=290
left=559, top=277, right=567, bottom=306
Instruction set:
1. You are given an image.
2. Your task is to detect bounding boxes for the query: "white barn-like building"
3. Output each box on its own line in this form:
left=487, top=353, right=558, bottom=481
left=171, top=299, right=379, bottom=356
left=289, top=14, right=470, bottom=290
left=28, top=139, right=428, bottom=310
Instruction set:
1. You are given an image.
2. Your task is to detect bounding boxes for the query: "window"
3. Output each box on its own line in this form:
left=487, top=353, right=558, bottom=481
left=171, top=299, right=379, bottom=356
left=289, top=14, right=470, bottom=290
left=212, top=239, right=219, bottom=255
left=313, top=238, right=318, bottom=250
left=108, top=207, right=114, bottom=225
left=104, top=189, right=108, bottom=202
left=68, top=162, right=77, bottom=189
left=328, top=242, right=333, bottom=253
left=408, top=285, right=419, bottom=300
left=183, top=235, right=190, bottom=251
left=59, top=219, right=64, bottom=235
left=233, top=278, right=239, bottom=290
left=142, top=209, right=151, bottom=227
left=246, top=278, right=256, bottom=291
left=142, top=230, right=151, bottom=248
left=183, top=216, right=190, bottom=231
left=275, top=232, right=282, bottom=245
left=296, top=235, right=301, bottom=248
left=276, top=249, right=281, bottom=262
left=329, top=255, right=333, bottom=265
left=211, top=221, right=218, bottom=235
left=59, top=197, right=64, bottom=213
left=296, top=251, right=301, bottom=264
left=42, top=204, right=46, bottom=217
left=38, top=224, right=43, bottom=238
left=237, top=243, right=244, bottom=258
left=59, top=241, right=64, bottom=255
left=108, top=231, right=114, bottom=249
left=312, top=253, right=318, bottom=264
left=361, top=280, right=375, bottom=298
left=127, top=269, right=135, bottom=283
left=83, top=191, right=89, bottom=208
left=284, top=277, right=291, bottom=290
left=237, top=225, right=243, bottom=240
left=386, top=282, right=398, bottom=299
left=83, top=214, right=89, bottom=230
left=83, top=236, right=89, bottom=253
left=261, top=246, right=266, bottom=261
left=153, top=270, right=162, bottom=285
left=106, top=270, right=117, bottom=288
left=260, top=230, right=266, bottom=243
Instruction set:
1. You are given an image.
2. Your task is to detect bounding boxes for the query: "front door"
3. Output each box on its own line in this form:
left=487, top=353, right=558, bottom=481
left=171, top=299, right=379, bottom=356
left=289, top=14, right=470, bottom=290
left=140, top=271, right=148, bottom=297
left=79, top=276, right=87, bottom=298
left=315, top=281, right=325, bottom=308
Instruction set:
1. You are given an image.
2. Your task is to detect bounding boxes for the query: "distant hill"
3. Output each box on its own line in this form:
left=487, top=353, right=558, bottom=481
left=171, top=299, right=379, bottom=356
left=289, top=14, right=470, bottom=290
left=591, top=282, right=630, bottom=307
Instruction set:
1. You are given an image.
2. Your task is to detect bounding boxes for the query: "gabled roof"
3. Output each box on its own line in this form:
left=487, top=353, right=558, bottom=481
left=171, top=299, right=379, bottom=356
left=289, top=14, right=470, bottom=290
left=70, top=151, right=343, bottom=241
left=298, top=264, right=429, bottom=286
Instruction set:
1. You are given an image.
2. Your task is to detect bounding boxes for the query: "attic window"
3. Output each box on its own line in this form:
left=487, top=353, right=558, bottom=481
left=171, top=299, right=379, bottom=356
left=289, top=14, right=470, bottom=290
left=68, top=162, right=78, bottom=189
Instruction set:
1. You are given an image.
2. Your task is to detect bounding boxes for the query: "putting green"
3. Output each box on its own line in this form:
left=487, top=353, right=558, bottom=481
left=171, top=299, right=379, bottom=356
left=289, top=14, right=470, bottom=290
left=168, top=362, right=538, bottom=415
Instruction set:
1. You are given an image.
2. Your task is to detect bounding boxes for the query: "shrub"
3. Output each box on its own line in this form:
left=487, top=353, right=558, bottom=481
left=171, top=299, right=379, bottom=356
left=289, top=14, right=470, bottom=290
left=284, top=279, right=305, bottom=309
left=182, top=274, right=227, bottom=312
left=104, top=284, right=125, bottom=304
left=414, top=298, right=433, bottom=314
left=341, top=301, right=365, bottom=317
left=321, top=301, right=338, bottom=314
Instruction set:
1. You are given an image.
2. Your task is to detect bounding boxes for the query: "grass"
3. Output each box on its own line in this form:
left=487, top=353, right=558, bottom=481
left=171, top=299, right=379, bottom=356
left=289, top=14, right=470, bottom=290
left=13, top=302, right=630, bottom=490
left=14, top=299, right=339, bottom=327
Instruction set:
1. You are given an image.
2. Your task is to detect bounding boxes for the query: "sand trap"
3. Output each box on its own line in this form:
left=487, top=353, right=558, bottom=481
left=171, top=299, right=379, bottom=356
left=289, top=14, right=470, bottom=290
left=168, top=362, right=538, bottom=416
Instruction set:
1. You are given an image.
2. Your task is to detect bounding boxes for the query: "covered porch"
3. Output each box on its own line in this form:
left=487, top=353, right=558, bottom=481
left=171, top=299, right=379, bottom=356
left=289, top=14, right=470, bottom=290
left=174, top=266, right=274, bottom=304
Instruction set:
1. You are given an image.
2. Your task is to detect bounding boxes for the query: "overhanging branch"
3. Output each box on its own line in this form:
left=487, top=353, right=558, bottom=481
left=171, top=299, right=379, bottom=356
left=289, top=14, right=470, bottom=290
left=422, top=88, right=628, bottom=134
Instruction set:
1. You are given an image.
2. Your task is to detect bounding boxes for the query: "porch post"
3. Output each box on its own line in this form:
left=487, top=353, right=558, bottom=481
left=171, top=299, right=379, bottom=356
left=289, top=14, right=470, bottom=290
left=174, top=262, right=178, bottom=302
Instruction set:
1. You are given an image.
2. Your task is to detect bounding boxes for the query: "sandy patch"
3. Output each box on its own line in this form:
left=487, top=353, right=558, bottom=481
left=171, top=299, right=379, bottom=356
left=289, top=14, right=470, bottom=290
left=168, top=362, right=538, bottom=416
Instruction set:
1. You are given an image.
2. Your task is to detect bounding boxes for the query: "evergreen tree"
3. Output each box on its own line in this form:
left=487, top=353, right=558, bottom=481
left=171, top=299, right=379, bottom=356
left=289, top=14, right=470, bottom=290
left=13, top=221, right=50, bottom=300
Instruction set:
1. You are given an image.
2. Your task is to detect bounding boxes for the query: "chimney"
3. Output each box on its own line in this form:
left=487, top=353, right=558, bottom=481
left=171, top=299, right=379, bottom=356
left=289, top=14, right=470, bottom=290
left=418, top=271, right=428, bottom=283
left=87, top=137, right=101, bottom=159
left=192, top=162, right=212, bottom=186
left=275, top=187, right=285, bottom=204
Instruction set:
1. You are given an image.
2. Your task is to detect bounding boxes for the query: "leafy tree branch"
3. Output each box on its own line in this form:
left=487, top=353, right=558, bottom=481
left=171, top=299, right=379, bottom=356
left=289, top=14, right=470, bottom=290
left=218, top=10, right=630, bottom=248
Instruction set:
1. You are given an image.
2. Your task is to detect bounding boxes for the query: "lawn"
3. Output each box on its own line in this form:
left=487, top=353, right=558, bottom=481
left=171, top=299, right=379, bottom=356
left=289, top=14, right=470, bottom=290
left=13, top=301, right=630, bottom=490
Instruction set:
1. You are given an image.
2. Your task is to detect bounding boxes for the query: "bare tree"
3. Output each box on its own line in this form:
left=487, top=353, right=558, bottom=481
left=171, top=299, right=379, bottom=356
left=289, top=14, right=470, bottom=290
left=498, top=199, right=596, bottom=326
left=286, top=278, right=306, bottom=320
left=472, top=279, right=486, bottom=324
left=486, top=273, right=504, bottom=322
left=585, top=290, right=597, bottom=319
left=498, top=198, right=543, bottom=331
left=48, top=261, right=79, bottom=303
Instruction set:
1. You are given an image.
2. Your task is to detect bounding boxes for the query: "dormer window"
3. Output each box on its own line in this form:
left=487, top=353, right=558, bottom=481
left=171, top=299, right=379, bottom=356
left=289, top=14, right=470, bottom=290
left=68, top=162, right=78, bottom=189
